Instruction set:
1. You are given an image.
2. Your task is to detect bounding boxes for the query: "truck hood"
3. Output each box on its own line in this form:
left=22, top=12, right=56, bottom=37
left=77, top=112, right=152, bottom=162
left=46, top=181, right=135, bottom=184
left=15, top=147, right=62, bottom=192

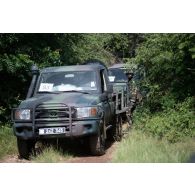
left=18, top=92, right=101, bottom=109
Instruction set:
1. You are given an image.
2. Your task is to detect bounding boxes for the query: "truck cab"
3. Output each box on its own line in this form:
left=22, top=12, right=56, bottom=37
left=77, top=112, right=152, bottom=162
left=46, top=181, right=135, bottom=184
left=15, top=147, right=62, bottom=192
left=108, top=64, right=129, bottom=94
left=12, top=64, right=115, bottom=159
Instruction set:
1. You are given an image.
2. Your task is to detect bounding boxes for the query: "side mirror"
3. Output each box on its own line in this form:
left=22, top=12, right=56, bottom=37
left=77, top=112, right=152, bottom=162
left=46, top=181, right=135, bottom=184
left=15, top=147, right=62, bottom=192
left=31, top=64, right=39, bottom=75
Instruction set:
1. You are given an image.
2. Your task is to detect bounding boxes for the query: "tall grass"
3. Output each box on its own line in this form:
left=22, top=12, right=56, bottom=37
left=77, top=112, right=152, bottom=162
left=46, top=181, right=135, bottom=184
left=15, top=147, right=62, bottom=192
left=112, top=131, right=195, bottom=163
left=0, top=125, right=17, bottom=159
left=113, top=97, right=195, bottom=163
left=32, top=147, right=72, bottom=163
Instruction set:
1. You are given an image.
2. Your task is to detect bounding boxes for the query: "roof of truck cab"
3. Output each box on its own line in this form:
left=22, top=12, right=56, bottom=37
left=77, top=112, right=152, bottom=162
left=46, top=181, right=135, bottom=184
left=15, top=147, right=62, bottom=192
left=109, top=64, right=126, bottom=69
left=41, top=64, right=106, bottom=73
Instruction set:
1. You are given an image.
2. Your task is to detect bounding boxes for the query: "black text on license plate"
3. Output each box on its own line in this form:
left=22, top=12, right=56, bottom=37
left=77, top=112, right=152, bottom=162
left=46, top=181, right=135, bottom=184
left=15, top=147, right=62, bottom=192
left=39, top=127, right=66, bottom=135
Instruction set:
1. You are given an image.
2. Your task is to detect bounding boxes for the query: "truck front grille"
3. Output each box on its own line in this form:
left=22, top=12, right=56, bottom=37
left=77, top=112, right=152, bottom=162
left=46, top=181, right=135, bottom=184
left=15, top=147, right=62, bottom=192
left=34, top=103, right=75, bottom=125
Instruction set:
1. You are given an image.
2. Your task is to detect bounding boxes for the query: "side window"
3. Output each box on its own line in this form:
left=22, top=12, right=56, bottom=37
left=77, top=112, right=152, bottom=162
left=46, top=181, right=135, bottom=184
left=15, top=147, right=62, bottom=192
left=100, top=70, right=107, bottom=92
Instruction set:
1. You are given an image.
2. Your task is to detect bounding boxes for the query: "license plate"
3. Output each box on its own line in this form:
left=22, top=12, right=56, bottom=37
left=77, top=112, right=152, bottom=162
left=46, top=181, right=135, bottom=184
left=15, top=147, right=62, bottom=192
left=39, top=127, right=66, bottom=135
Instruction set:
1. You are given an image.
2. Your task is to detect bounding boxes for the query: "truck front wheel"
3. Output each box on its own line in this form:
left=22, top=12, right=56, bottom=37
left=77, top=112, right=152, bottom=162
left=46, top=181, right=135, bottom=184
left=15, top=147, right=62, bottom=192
left=89, top=122, right=105, bottom=156
left=17, top=138, right=35, bottom=159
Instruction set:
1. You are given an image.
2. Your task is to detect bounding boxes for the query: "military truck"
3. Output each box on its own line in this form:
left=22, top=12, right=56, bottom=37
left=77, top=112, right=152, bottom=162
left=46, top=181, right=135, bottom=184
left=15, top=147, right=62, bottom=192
left=108, top=63, right=144, bottom=115
left=12, top=63, right=127, bottom=159
left=108, top=64, right=132, bottom=125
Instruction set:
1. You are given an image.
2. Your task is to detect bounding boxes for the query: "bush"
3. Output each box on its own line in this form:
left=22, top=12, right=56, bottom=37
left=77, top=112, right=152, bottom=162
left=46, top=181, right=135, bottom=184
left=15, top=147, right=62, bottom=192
left=133, top=97, right=195, bottom=143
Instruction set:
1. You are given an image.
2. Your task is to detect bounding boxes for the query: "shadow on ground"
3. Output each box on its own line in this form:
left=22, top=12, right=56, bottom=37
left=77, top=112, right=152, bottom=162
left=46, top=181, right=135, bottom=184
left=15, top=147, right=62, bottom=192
left=36, top=138, right=115, bottom=158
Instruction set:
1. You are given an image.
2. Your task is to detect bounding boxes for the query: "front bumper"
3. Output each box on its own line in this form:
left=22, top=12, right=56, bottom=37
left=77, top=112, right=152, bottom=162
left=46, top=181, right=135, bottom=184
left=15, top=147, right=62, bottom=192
left=13, top=119, right=101, bottom=140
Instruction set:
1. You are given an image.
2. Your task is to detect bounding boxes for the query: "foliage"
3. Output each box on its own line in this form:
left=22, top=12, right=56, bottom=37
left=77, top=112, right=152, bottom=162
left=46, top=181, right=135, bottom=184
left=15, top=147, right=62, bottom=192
left=112, top=130, right=195, bottom=163
left=133, top=97, right=195, bottom=143
left=126, top=34, right=195, bottom=144
left=0, top=125, right=17, bottom=159
left=0, top=34, right=61, bottom=122
left=102, top=33, right=144, bottom=61
left=64, top=34, right=115, bottom=65
left=134, top=34, right=195, bottom=112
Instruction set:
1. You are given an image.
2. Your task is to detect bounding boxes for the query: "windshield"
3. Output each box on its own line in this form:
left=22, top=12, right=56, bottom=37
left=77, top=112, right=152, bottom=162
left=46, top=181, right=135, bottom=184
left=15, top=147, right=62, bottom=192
left=37, top=71, right=97, bottom=92
left=108, top=68, right=128, bottom=83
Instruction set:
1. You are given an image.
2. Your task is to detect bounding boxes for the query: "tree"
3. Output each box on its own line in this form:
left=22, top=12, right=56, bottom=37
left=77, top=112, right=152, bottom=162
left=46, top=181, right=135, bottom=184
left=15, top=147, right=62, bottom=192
left=134, top=33, right=195, bottom=111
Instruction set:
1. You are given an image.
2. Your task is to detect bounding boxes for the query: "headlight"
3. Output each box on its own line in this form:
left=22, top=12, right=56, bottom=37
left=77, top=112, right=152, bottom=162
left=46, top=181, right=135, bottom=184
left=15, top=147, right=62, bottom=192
left=14, top=109, right=31, bottom=120
left=76, top=107, right=98, bottom=118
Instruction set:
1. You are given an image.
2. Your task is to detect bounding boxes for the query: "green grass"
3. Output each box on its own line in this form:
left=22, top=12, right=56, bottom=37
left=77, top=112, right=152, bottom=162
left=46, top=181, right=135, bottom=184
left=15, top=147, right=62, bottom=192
left=0, top=125, right=17, bottom=159
left=112, top=130, right=195, bottom=163
left=32, top=147, right=72, bottom=163
left=0, top=125, right=72, bottom=162
left=1, top=125, right=194, bottom=163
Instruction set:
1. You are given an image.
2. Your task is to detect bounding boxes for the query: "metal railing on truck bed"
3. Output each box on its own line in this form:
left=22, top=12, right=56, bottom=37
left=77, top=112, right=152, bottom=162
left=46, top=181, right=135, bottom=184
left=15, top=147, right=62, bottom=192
left=113, top=89, right=131, bottom=115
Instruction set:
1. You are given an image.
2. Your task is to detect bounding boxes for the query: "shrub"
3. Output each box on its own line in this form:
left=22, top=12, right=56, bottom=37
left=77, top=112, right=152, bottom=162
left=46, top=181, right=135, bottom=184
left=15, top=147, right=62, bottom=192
left=133, top=97, right=195, bottom=143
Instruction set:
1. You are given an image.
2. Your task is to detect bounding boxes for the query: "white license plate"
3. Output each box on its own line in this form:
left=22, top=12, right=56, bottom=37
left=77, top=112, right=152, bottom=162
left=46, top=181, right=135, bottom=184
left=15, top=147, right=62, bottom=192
left=39, top=127, right=66, bottom=135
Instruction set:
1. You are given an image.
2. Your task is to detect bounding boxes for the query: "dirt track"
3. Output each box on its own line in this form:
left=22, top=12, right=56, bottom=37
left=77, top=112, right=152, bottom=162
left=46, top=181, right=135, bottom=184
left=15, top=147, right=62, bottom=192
left=1, top=124, right=129, bottom=163
left=67, top=141, right=118, bottom=163
left=0, top=140, right=118, bottom=163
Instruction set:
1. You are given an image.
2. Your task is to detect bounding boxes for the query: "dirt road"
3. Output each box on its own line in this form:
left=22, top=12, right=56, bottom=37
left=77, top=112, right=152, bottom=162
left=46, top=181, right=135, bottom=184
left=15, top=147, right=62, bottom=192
left=0, top=140, right=118, bottom=163
left=67, top=141, right=118, bottom=163
left=1, top=124, right=128, bottom=163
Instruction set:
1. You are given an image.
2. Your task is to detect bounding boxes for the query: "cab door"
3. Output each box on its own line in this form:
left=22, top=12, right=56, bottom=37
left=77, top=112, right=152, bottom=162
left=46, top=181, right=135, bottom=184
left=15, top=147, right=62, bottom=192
left=100, top=69, right=113, bottom=125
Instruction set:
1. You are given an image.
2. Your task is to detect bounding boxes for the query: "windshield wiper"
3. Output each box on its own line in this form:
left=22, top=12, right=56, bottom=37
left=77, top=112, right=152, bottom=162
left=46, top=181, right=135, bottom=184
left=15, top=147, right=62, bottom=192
left=37, top=91, right=60, bottom=94
left=61, top=90, right=90, bottom=94
left=37, top=90, right=90, bottom=94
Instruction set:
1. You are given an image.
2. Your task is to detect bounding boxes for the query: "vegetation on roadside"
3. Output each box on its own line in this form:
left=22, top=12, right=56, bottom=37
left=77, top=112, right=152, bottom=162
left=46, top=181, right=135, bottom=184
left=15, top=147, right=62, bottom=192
left=113, top=34, right=195, bottom=163
left=113, top=130, right=195, bottom=163
left=32, top=147, right=72, bottom=163
left=113, top=97, right=195, bottom=162
left=134, top=34, right=195, bottom=101
left=133, top=97, right=195, bottom=143
left=0, top=125, right=17, bottom=159
left=0, top=125, right=73, bottom=161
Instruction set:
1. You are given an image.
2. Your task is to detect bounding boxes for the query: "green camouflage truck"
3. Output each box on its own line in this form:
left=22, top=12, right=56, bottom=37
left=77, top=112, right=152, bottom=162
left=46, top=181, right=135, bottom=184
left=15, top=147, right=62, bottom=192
left=12, top=63, right=126, bottom=159
left=108, top=64, right=132, bottom=125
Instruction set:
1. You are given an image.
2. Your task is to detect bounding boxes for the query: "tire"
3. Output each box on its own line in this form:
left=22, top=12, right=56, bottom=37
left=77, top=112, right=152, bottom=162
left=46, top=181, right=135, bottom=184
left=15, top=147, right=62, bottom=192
left=17, top=138, right=35, bottom=159
left=113, top=115, right=123, bottom=141
left=89, top=121, right=106, bottom=156
left=107, top=115, right=123, bottom=141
